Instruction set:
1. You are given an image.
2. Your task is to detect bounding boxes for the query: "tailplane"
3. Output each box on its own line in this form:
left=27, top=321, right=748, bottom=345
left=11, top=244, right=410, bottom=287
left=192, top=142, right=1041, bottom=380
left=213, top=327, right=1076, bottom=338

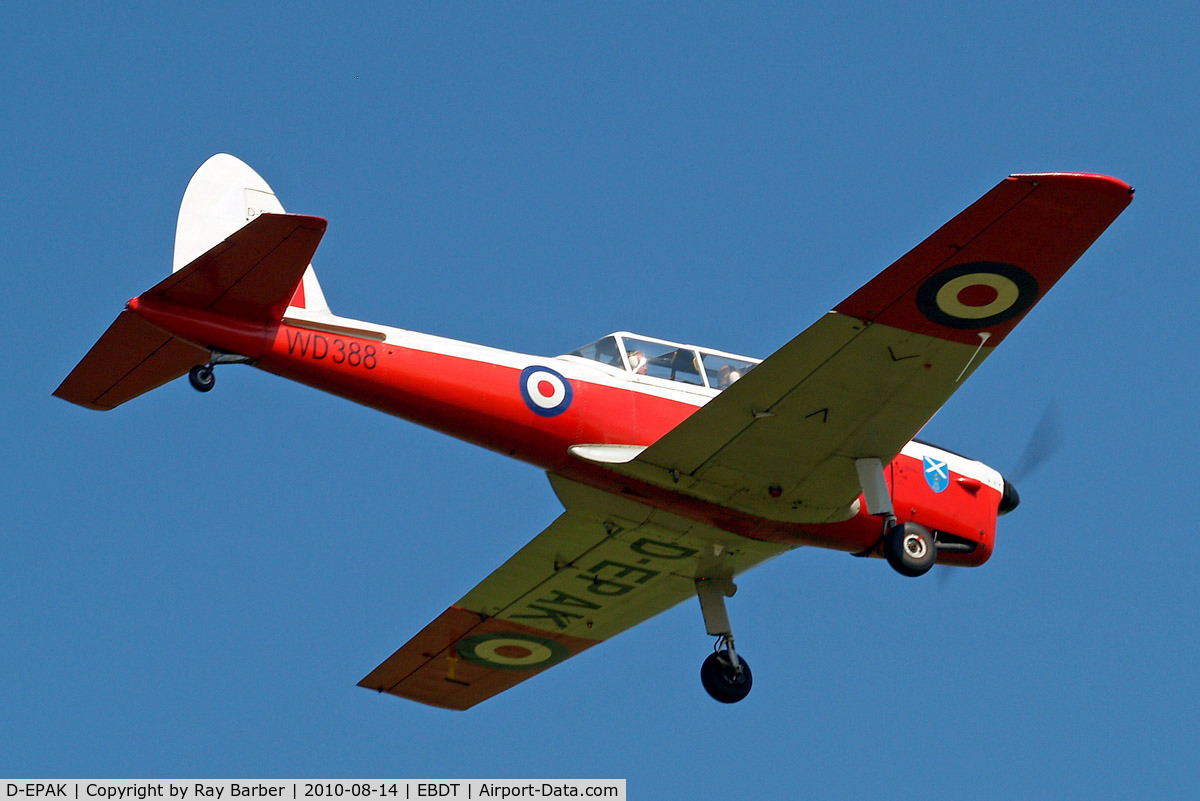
left=55, top=154, right=328, bottom=410
left=52, top=312, right=210, bottom=410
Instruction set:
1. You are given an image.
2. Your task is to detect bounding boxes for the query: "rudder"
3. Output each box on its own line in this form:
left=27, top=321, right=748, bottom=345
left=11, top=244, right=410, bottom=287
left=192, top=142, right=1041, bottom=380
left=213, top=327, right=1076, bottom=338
left=175, top=153, right=331, bottom=316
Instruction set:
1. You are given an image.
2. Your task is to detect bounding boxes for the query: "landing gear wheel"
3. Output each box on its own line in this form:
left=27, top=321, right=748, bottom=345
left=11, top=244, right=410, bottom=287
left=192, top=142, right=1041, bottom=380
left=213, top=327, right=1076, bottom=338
left=701, top=649, right=753, bottom=703
left=188, top=365, right=215, bottom=392
left=883, top=522, right=936, bottom=577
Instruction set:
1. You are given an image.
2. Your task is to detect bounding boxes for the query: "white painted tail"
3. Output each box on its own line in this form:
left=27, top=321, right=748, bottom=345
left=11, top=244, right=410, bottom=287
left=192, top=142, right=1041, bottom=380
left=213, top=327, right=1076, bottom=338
left=174, top=153, right=331, bottom=315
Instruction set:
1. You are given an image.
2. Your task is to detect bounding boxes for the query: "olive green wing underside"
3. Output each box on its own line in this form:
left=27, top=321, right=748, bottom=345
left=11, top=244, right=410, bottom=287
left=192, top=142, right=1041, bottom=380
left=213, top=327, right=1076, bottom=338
left=359, top=475, right=789, bottom=709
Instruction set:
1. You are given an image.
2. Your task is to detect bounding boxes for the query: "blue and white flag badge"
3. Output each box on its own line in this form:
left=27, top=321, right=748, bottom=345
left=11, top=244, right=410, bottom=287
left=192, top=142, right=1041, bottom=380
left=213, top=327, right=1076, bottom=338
left=923, top=455, right=949, bottom=493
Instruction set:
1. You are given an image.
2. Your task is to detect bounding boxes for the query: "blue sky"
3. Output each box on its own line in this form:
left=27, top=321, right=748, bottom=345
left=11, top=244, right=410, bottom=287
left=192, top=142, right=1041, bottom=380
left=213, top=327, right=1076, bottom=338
left=3, top=2, right=1197, bottom=797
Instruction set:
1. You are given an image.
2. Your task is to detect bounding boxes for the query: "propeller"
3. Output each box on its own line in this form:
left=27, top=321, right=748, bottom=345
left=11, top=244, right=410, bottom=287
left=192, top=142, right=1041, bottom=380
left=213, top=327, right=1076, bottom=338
left=998, top=400, right=1063, bottom=516
left=939, top=401, right=1063, bottom=587
left=1008, top=400, right=1064, bottom=486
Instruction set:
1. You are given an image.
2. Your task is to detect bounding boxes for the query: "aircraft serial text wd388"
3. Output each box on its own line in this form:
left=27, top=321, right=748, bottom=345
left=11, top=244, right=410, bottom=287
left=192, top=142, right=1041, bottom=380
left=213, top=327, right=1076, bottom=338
left=55, top=155, right=1132, bottom=708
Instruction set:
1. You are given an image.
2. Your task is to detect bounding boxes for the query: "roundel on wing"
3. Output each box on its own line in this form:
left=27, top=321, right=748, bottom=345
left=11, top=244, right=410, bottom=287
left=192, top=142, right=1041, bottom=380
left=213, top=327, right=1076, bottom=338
left=915, top=261, right=1039, bottom=330
left=519, top=365, right=573, bottom=417
left=456, top=632, right=570, bottom=671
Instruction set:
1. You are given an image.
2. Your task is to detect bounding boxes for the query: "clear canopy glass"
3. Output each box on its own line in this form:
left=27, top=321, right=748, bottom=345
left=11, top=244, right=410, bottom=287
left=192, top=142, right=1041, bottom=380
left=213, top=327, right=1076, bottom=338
left=567, top=332, right=759, bottom=391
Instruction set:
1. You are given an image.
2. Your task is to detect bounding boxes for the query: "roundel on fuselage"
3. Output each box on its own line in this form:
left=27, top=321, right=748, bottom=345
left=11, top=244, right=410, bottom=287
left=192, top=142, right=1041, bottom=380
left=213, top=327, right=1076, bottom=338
left=519, top=365, right=573, bottom=417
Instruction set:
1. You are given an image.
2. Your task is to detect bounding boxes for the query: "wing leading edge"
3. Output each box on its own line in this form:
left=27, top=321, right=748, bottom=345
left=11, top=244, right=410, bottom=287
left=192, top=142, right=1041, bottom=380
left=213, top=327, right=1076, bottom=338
left=359, top=475, right=790, bottom=709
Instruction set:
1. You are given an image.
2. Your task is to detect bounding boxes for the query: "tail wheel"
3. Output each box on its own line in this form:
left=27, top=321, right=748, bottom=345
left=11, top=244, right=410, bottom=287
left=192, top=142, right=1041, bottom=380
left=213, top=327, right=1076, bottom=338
left=188, top=365, right=215, bottom=392
left=883, top=522, right=936, bottom=577
left=701, top=649, right=753, bottom=703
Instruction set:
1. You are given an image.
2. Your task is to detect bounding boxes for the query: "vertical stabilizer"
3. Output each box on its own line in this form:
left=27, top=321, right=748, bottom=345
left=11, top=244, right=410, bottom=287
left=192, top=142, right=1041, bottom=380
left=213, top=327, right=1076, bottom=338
left=174, top=154, right=331, bottom=315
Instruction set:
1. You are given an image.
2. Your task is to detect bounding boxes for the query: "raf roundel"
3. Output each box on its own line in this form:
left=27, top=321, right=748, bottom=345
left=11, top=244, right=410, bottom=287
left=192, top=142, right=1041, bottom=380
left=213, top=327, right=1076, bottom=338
left=456, top=633, right=570, bottom=671
left=519, top=365, right=573, bottom=417
left=915, top=261, right=1039, bottom=330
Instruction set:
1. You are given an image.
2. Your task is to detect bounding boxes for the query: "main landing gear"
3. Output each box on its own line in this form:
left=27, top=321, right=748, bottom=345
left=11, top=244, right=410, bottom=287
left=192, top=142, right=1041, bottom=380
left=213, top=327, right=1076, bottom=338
left=882, top=521, right=937, bottom=577
left=696, top=578, right=752, bottom=703
left=188, top=352, right=254, bottom=393
left=701, top=640, right=753, bottom=704
left=853, top=457, right=938, bottom=578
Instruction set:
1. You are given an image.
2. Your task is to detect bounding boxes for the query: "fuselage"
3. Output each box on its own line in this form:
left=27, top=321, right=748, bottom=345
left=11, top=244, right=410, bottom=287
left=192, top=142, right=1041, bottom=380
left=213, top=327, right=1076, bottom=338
left=129, top=295, right=1003, bottom=566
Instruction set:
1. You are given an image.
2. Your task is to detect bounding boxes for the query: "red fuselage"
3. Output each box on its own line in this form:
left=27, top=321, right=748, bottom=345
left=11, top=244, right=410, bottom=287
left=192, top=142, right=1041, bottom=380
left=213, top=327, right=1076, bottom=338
left=130, top=295, right=1001, bottom=566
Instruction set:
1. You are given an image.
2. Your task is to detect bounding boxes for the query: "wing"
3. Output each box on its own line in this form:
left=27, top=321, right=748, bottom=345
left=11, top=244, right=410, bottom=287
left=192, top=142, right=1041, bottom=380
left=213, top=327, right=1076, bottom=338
left=588, top=173, right=1132, bottom=522
left=358, top=475, right=790, bottom=709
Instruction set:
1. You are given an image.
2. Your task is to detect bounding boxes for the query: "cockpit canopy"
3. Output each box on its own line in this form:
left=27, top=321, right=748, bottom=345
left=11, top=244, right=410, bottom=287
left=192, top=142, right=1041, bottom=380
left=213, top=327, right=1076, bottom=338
left=565, top=332, right=759, bottom=391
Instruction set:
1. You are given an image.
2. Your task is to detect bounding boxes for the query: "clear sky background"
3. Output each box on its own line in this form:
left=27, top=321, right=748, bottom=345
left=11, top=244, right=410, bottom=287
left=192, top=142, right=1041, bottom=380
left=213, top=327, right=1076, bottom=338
left=3, top=2, right=1196, bottom=797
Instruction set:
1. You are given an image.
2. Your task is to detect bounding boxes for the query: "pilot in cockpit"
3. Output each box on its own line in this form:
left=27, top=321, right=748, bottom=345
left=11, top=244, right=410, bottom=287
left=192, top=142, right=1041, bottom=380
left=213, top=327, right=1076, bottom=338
left=716, top=365, right=742, bottom=389
left=628, top=350, right=648, bottom=375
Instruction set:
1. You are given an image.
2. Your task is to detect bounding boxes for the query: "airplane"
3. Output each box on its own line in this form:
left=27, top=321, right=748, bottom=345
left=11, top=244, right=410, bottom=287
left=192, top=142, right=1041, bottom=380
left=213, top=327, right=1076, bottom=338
left=54, top=154, right=1132, bottom=709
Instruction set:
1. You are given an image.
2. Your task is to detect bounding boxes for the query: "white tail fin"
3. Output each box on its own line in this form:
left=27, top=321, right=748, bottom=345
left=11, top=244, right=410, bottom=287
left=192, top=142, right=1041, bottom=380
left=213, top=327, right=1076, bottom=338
left=174, top=153, right=332, bottom=316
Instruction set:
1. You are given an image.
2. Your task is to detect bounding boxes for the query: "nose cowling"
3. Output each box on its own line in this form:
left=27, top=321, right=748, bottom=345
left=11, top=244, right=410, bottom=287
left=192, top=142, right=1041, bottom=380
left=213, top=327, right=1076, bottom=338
left=998, top=478, right=1020, bottom=515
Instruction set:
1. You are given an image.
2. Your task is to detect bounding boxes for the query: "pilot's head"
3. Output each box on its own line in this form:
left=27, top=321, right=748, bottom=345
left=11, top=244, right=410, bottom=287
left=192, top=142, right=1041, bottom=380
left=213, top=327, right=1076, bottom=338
left=628, top=350, right=647, bottom=374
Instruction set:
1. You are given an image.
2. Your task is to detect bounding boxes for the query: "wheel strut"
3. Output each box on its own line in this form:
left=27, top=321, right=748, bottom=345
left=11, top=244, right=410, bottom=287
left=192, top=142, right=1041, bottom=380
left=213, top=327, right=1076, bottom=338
left=715, top=634, right=741, bottom=675
left=696, top=578, right=752, bottom=703
left=697, top=578, right=739, bottom=668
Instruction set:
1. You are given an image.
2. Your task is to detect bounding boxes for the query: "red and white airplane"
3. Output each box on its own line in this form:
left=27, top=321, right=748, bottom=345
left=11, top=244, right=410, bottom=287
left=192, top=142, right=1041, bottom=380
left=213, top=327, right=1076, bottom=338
left=55, top=155, right=1132, bottom=708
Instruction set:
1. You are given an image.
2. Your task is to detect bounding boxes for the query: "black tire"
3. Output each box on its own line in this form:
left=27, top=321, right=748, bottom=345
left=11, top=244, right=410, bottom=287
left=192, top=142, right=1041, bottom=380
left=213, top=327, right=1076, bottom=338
left=188, top=365, right=215, bottom=392
left=701, top=649, right=753, bottom=703
left=883, top=522, right=936, bottom=577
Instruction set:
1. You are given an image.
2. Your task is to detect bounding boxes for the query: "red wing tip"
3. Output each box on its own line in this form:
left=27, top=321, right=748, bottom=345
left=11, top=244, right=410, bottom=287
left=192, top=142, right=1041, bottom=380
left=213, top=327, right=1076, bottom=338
left=1008, top=172, right=1134, bottom=196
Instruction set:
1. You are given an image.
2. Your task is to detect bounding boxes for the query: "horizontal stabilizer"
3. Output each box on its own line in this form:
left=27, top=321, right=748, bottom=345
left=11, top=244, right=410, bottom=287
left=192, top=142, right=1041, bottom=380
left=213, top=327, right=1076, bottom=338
left=146, top=213, right=327, bottom=322
left=53, top=311, right=209, bottom=410
left=55, top=213, right=327, bottom=411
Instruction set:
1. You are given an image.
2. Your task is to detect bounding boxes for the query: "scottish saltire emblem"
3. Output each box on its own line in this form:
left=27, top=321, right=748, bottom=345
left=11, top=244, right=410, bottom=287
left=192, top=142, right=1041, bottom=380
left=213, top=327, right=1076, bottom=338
left=923, top=455, right=949, bottom=493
